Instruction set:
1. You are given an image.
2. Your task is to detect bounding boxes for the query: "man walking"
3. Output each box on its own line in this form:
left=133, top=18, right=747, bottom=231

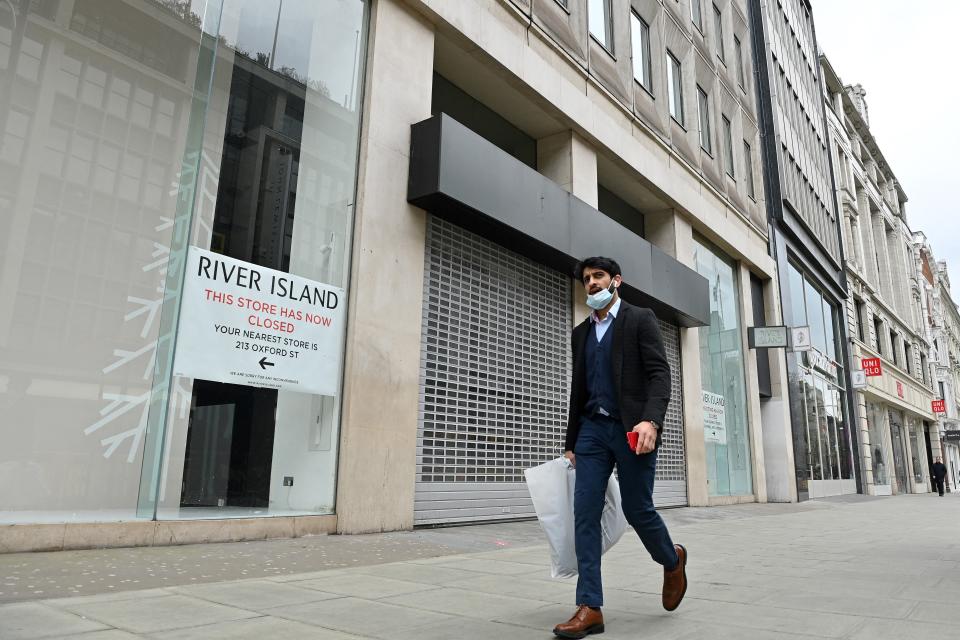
left=553, top=257, right=687, bottom=639
left=932, top=456, right=947, bottom=497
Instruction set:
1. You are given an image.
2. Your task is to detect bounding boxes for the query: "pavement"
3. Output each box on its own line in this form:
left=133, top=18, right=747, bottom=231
left=1, top=492, right=958, bottom=639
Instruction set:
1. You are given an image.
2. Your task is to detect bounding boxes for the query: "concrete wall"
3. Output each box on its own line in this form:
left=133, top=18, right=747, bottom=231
left=334, top=0, right=434, bottom=533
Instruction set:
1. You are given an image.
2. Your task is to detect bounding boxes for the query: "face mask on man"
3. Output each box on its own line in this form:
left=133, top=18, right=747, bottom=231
left=586, top=281, right=617, bottom=310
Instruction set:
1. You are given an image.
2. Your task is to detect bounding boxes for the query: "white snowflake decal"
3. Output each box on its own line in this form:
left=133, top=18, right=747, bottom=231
left=83, top=150, right=220, bottom=461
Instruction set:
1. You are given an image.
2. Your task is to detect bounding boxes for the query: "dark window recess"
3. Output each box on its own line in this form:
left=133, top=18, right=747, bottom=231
left=597, top=185, right=645, bottom=238
left=855, top=298, right=866, bottom=342
left=874, top=317, right=884, bottom=355
left=751, top=274, right=772, bottom=398
left=431, top=74, right=537, bottom=169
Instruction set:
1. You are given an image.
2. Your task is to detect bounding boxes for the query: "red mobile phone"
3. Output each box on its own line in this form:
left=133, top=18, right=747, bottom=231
left=627, top=431, right=639, bottom=450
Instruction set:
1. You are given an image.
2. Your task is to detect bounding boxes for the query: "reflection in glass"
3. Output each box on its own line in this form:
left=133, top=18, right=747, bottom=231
left=158, top=0, right=368, bottom=519
left=694, top=238, right=752, bottom=497
left=0, top=0, right=368, bottom=523
left=889, top=410, right=909, bottom=493
left=867, top=402, right=889, bottom=486
left=0, top=0, right=213, bottom=522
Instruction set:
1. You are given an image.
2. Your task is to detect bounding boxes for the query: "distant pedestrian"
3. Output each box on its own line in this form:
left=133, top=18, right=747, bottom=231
left=932, top=457, right=947, bottom=496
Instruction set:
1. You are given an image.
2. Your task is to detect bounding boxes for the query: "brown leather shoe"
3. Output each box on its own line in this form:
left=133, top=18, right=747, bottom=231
left=662, top=543, right=688, bottom=611
left=553, top=605, right=604, bottom=639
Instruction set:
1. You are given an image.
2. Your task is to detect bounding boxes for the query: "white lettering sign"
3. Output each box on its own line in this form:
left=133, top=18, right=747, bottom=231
left=703, top=390, right=727, bottom=445
left=173, top=247, right=346, bottom=395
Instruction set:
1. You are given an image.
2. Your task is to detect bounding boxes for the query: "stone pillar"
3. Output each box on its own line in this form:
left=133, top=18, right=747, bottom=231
left=738, top=263, right=768, bottom=503
left=538, top=129, right=598, bottom=326
left=537, top=130, right=599, bottom=210
left=335, top=0, right=434, bottom=533
left=759, top=271, right=797, bottom=502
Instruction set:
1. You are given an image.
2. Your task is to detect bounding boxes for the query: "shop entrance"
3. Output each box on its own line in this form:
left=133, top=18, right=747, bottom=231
left=889, top=411, right=909, bottom=493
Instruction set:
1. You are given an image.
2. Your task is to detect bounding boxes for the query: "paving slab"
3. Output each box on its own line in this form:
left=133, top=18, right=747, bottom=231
left=0, top=601, right=109, bottom=639
left=3, top=492, right=960, bottom=639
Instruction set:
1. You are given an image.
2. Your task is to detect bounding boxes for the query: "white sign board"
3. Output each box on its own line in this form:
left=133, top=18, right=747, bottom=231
left=702, top=390, right=727, bottom=445
left=173, top=247, right=346, bottom=395
left=850, top=369, right=868, bottom=390
left=748, top=326, right=789, bottom=349
left=790, top=326, right=812, bottom=352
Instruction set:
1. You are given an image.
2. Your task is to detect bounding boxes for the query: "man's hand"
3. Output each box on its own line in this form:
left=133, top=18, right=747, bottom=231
left=564, top=450, right=576, bottom=467
left=632, top=421, right=657, bottom=455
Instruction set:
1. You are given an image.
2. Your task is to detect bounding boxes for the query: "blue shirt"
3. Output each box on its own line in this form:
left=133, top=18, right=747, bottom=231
left=591, top=297, right=621, bottom=342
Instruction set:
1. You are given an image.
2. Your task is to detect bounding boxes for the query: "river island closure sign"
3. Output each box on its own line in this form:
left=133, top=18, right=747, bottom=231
left=173, top=247, right=346, bottom=395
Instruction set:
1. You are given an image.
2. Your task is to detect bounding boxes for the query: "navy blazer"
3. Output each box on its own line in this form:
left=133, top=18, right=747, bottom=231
left=563, top=300, right=672, bottom=452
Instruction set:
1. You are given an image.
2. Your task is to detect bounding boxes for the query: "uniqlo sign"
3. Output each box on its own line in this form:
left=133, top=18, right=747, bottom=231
left=933, top=399, right=946, bottom=414
left=861, top=357, right=882, bottom=377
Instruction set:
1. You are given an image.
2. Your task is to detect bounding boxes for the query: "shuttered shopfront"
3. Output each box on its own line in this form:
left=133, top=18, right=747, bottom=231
left=414, top=217, right=686, bottom=525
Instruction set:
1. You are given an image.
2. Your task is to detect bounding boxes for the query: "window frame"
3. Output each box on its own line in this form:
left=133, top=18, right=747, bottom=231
left=630, top=11, right=653, bottom=92
left=744, top=140, right=755, bottom=200
left=722, top=115, right=734, bottom=178
left=697, top=85, right=712, bottom=154
left=691, top=0, right=704, bottom=32
left=667, top=50, right=684, bottom=125
left=854, top=298, right=866, bottom=342
left=873, top=316, right=884, bottom=356
left=734, top=35, right=745, bottom=88
left=713, top=4, right=725, bottom=63
left=588, top=0, right=614, bottom=53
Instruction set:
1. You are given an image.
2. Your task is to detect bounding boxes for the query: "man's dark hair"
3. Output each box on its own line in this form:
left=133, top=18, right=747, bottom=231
left=574, top=257, right=621, bottom=283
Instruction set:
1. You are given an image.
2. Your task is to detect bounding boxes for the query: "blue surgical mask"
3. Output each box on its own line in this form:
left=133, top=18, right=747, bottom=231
left=586, top=282, right=617, bottom=310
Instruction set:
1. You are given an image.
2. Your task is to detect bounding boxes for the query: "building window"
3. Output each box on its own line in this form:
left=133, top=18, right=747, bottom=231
left=904, top=342, right=913, bottom=375
left=722, top=116, right=734, bottom=178
left=667, top=51, right=684, bottom=124
left=697, top=86, right=711, bottom=153
left=786, top=262, right=852, bottom=489
left=735, top=35, right=745, bottom=87
left=694, top=237, right=753, bottom=496
left=890, top=330, right=899, bottom=367
left=589, top=0, right=613, bottom=50
left=631, top=12, right=652, bottom=90
left=855, top=298, right=866, bottom=342
left=691, top=0, right=703, bottom=32
left=874, top=316, right=884, bottom=355
left=713, top=4, right=724, bottom=62
left=920, top=352, right=928, bottom=385
left=744, top=140, right=755, bottom=199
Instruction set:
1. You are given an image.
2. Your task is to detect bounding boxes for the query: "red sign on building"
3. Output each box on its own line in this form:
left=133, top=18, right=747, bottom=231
left=933, top=399, right=946, bottom=414
left=896, top=381, right=904, bottom=398
left=861, top=357, right=882, bottom=377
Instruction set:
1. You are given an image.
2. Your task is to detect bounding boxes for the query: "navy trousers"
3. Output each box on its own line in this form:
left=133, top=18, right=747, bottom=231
left=573, top=415, right=678, bottom=607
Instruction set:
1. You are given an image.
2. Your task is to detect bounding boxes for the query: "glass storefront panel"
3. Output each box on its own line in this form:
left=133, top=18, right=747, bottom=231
left=0, top=0, right=368, bottom=523
left=866, top=401, right=890, bottom=486
left=908, top=417, right=927, bottom=489
left=694, top=238, right=753, bottom=497
left=0, top=0, right=211, bottom=523
left=889, top=409, right=909, bottom=493
left=784, top=261, right=853, bottom=490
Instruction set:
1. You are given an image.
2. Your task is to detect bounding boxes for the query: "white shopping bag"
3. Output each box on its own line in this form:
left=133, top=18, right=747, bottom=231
left=524, top=457, right=628, bottom=579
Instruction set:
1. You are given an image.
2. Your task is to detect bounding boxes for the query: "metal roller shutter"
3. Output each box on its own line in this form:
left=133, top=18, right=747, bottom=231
left=415, top=217, right=686, bottom=526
